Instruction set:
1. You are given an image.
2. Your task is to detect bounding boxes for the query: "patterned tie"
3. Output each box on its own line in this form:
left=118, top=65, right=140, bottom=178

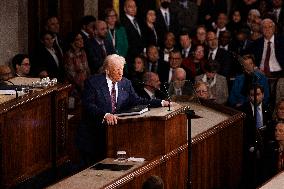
left=133, top=18, right=141, bottom=36
left=264, top=41, right=271, bottom=75
left=256, top=106, right=262, bottom=129
left=111, top=82, right=116, bottom=113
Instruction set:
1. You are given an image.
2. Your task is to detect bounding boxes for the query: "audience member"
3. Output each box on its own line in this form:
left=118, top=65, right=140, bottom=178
left=206, top=31, right=232, bottom=77
left=274, top=122, right=284, bottom=172
left=44, top=16, right=64, bottom=55
left=168, top=67, right=193, bottom=96
left=179, top=32, right=193, bottom=58
left=104, top=8, right=128, bottom=58
left=227, top=9, right=245, bottom=36
left=77, top=54, right=170, bottom=164
left=0, top=65, right=13, bottom=81
left=158, top=49, right=181, bottom=84
left=195, top=62, right=228, bottom=104
left=142, top=10, right=159, bottom=47
left=129, top=55, right=147, bottom=92
left=64, top=32, right=90, bottom=100
left=250, top=18, right=284, bottom=77
left=240, top=84, right=273, bottom=188
left=270, top=0, right=284, bottom=35
left=229, top=54, right=270, bottom=108
left=213, top=12, right=229, bottom=38
left=79, top=15, right=96, bottom=44
left=85, top=20, right=115, bottom=74
left=218, top=30, right=233, bottom=51
left=142, top=175, right=164, bottom=189
left=276, top=78, right=284, bottom=104
left=159, top=32, right=176, bottom=63
left=274, top=99, right=284, bottom=122
left=194, top=81, right=210, bottom=100
left=181, top=44, right=206, bottom=81
left=11, top=54, right=31, bottom=77
left=145, top=45, right=165, bottom=73
left=137, top=71, right=165, bottom=100
left=250, top=18, right=263, bottom=41
left=192, top=25, right=207, bottom=46
left=31, top=31, right=65, bottom=81
left=170, top=0, right=198, bottom=34
left=247, top=9, right=261, bottom=29
left=233, top=28, right=253, bottom=56
left=155, top=0, right=179, bottom=47
left=121, top=0, right=145, bottom=64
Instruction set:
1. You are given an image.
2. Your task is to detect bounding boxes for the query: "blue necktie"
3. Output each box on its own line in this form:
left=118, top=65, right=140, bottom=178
left=256, top=106, right=262, bottom=129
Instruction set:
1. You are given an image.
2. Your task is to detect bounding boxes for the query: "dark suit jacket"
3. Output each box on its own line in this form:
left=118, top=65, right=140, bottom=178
left=121, top=14, right=145, bottom=63
left=250, top=35, right=284, bottom=70
left=85, top=38, right=115, bottom=74
left=209, top=47, right=233, bottom=77
left=31, top=45, right=65, bottom=81
left=77, top=74, right=162, bottom=161
left=155, top=9, right=179, bottom=47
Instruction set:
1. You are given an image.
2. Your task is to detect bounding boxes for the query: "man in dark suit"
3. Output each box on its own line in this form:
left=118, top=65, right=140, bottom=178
left=155, top=0, right=179, bottom=47
left=250, top=18, right=284, bottom=77
left=77, top=54, right=170, bottom=165
left=121, top=0, right=145, bottom=65
left=206, top=31, right=233, bottom=78
left=240, top=84, right=273, bottom=188
left=79, top=15, right=96, bottom=45
left=85, top=20, right=115, bottom=74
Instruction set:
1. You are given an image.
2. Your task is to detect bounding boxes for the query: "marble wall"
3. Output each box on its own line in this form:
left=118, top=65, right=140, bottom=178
left=0, top=0, right=28, bottom=65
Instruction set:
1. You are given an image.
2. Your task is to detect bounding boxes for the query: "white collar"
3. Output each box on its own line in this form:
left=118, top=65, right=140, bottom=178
left=126, top=14, right=135, bottom=22
left=265, top=35, right=275, bottom=43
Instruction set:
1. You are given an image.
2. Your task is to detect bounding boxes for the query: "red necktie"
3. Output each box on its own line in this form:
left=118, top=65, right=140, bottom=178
left=264, top=41, right=271, bottom=75
left=111, top=82, right=116, bottom=113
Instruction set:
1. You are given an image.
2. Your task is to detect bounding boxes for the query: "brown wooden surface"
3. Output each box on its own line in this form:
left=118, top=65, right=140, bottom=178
left=0, top=84, right=70, bottom=189
left=106, top=105, right=189, bottom=160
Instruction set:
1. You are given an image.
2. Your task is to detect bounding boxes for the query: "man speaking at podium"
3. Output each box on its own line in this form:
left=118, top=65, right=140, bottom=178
left=77, top=54, right=170, bottom=164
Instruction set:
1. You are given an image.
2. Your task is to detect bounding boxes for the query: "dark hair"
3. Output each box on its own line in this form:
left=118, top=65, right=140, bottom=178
left=80, top=15, right=96, bottom=28
left=40, top=30, right=54, bottom=40
left=142, top=175, right=164, bottom=189
left=242, top=54, right=256, bottom=64
left=44, top=15, right=59, bottom=26
left=249, top=84, right=264, bottom=94
left=12, top=54, right=29, bottom=70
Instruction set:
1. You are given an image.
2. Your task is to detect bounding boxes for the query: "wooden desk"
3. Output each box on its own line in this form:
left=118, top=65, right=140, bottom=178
left=259, top=171, right=284, bottom=189
left=0, top=84, right=70, bottom=188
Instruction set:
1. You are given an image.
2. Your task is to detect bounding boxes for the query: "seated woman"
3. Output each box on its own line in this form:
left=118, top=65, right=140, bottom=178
left=128, top=55, right=147, bottom=93
left=64, top=31, right=90, bottom=101
left=194, top=81, right=211, bottom=101
left=11, top=54, right=31, bottom=77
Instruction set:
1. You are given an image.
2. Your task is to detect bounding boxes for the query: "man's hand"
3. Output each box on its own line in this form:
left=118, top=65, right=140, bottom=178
left=104, top=114, right=118, bottom=125
left=162, top=100, right=172, bottom=107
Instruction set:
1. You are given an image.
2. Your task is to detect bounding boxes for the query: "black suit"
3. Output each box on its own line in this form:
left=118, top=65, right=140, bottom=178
left=121, top=14, right=145, bottom=63
left=85, top=38, right=115, bottom=74
left=209, top=48, right=233, bottom=77
left=240, top=102, right=273, bottom=187
left=155, top=9, right=179, bottom=47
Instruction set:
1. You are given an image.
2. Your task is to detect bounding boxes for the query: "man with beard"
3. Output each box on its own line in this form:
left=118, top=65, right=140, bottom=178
left=228, top=54, right=270, bottom=108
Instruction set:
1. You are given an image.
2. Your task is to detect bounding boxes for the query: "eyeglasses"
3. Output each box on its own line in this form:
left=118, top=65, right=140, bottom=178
left=196, top=90, right=208, bottom=94
left=21, top=63, right=30, bottom=67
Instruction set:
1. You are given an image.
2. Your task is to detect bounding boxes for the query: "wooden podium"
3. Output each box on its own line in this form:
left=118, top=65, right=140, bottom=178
left=106, top=104, right=190, bottom=160
left=0, top=84, right=70, bottom=189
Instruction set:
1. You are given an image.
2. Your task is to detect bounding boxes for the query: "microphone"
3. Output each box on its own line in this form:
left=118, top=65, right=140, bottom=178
left=0, top=79, right=19, bottom=98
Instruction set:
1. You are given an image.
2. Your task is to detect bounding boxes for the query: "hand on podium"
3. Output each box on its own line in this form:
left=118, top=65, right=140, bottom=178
left=104, top=113, right=118, bottom=125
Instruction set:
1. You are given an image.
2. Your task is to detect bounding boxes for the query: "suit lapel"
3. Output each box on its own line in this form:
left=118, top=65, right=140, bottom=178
left=116, top=81, right=123, bottom=110
left=99, top=77, right=112, bottom=112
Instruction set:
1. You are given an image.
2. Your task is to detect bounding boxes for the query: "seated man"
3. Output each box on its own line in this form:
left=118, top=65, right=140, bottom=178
left=137, top=72, right=166, bottom=100
left=77, top=54, right=170, bottom=165
left=168, top=67, right=193, bottom=96
left=12, top=54, right=31, bottom=77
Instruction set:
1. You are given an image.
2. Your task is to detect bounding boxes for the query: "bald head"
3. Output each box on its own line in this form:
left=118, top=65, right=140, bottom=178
left=0, top=65, right=12, bottom=81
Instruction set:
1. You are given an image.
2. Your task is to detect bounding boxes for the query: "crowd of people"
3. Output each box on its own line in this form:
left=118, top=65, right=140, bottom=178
left=1, top=0, right=284, bottom=188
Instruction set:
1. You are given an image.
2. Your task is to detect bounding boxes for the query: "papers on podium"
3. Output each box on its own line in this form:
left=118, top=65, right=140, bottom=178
left=115, top=105, right=149, bottom=117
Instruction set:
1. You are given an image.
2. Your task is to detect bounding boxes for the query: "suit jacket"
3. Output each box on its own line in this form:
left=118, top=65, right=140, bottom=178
left=121, top=14, right=145, bottom=62
left=210, top=47, right=233, bottom=77
left=106, top=25, right=128, bottom=57
left=77, top=74, right=162, bottom=160
left=155, top=9, right=179, bottom=47
left=85, top=37, right=115, bottom=74
left=31, top=45, right=65, bottom=82
left=195, top=73, right=228, bottom=104
left=250, top=35, right=284, bottom=71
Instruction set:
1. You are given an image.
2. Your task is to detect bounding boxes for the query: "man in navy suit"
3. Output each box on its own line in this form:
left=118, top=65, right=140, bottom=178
left=77, top=54, right=170, bottom=164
